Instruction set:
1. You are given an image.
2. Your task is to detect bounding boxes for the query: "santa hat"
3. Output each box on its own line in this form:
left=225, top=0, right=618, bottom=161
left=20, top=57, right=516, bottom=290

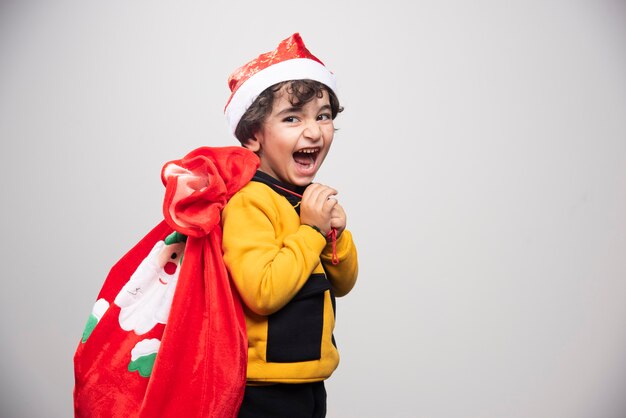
left=224, top=33, right=337, bottom=137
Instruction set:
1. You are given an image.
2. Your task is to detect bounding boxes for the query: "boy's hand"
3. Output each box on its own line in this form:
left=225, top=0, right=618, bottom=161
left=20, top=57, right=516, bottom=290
left=300, top=183, right=338, bottom=236
left=330, top=202, right=347, bottom=238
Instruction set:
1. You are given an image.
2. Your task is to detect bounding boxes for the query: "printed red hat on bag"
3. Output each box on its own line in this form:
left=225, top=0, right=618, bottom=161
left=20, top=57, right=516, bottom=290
left=224, top=33, right=337, bottom=137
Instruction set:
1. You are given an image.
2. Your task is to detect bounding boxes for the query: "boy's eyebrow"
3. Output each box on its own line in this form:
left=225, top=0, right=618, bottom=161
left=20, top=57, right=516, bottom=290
left=275, top=104, right=332, bottom=116
left=275, top=106, right=303, bottom=116
left=318, top=104, right=332, bottom=113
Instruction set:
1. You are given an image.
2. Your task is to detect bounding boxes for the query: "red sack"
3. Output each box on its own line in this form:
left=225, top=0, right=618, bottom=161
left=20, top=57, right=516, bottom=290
left=74, top=147, right=259, bottom=418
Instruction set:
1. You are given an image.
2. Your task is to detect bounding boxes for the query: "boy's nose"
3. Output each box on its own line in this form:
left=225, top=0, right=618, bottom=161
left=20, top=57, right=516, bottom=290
left=302, top=120, right=323, bottom=140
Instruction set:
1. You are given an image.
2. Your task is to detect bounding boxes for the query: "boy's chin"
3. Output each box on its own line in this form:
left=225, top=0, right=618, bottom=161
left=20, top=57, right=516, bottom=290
left=290, top=171, right=319, bottom=187
left=287, top=176, right=315, bottom=188
left=290, top=165, right=320, bottom=186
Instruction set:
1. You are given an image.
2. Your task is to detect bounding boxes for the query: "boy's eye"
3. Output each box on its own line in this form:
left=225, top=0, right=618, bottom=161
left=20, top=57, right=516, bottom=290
left=317, top=113, right=331, bottom=121
left=283, top=116, right=299, bottom=123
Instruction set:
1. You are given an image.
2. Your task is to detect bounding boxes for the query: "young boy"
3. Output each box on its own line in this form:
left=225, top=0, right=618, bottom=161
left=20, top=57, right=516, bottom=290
left=221, top=33, right=359, bottom=418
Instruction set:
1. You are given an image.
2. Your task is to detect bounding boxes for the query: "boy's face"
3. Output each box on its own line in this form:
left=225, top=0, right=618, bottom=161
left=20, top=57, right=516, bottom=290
left=245, top=86, right=335, bottom=187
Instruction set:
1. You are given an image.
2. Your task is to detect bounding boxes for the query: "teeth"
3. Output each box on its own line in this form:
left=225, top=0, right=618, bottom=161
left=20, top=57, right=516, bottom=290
left=296, top=148, right=318, bottom=154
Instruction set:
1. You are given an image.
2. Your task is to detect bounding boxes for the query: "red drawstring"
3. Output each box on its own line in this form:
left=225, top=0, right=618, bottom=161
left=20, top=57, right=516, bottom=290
left=272, top=183, right=339, bottom=265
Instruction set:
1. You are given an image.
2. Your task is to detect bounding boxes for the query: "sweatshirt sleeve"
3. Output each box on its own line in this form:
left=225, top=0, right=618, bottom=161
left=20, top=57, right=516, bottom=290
left=321, top=230, right=358, bottom=297
left=222, top=190, right=328, bottom=316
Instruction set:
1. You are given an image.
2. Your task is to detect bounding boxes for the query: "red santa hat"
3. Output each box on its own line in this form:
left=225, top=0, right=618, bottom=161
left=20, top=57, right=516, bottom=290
left=224, top=33, right=337, bottom=137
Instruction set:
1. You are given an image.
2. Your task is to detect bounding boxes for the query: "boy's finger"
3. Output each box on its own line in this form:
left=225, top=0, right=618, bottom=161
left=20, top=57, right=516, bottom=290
left=302, top=183, right=324, bottom=201
left=330, top=218, right=345, bottom=228
left=331, top=203, right=345, bottom=216
left=303, top=184, right=338, bottom=210
left=317, top=190, right=338, bottom=207
left=318, top=186, right=337, bottom=198
left=323, top=196, right=338, bottom=212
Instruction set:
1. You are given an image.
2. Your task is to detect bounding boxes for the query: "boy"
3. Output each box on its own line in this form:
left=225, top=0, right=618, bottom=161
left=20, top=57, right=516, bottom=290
left=222, top=33, right=359, bottom=418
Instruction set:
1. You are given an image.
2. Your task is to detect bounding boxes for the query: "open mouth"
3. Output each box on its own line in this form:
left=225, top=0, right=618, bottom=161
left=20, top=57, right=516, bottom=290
left=293, top=147, right=320, bottom=169
left=163, top=261, right=177, bottom=275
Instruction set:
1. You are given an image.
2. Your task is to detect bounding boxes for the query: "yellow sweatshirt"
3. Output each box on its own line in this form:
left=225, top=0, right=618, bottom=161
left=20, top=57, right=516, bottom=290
left=221, top=172, right=358, bottom=383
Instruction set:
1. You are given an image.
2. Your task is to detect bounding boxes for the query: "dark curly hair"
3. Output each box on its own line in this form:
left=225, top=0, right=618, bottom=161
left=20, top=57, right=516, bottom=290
left=234, top=79, right=343, bottom=144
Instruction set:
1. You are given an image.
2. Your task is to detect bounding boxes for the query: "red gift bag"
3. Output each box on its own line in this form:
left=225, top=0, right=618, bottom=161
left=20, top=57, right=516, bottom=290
left=74, top=147, right=259, bottom=418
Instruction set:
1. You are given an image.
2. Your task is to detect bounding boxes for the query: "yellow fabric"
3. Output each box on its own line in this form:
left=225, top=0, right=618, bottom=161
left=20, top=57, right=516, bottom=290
left=222, top=180, right=358, bottom=383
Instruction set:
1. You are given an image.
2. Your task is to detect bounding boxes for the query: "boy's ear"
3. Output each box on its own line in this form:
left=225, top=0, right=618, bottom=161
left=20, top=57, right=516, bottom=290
left=243, top=136, right=261, bottom=153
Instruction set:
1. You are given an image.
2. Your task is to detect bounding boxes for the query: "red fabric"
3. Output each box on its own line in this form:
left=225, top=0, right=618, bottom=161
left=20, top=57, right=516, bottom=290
left=74, top=146, right=259, bottom=418
left=225, top=33, right=324, bottom=109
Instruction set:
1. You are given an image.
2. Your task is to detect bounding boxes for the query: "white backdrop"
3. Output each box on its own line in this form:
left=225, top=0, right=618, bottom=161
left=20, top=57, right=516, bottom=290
left=1, top=1, right=626, bottom=417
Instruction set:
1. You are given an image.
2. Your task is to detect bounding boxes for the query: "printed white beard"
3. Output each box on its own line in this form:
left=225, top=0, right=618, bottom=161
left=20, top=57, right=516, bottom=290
left=114, top=241, right=181, bottom=335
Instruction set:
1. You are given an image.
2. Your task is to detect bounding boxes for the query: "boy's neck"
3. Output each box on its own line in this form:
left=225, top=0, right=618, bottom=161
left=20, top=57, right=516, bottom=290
left=254, top=170, right=308, bottom=193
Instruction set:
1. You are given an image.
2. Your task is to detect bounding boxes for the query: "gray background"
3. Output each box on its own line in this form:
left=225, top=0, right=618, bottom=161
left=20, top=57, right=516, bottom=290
left=1, top=0, right=626, bottom=417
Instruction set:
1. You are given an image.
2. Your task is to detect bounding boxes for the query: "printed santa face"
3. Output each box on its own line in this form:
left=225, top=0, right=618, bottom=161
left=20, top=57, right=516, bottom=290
left=114, top=236, right=186, bottom=335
